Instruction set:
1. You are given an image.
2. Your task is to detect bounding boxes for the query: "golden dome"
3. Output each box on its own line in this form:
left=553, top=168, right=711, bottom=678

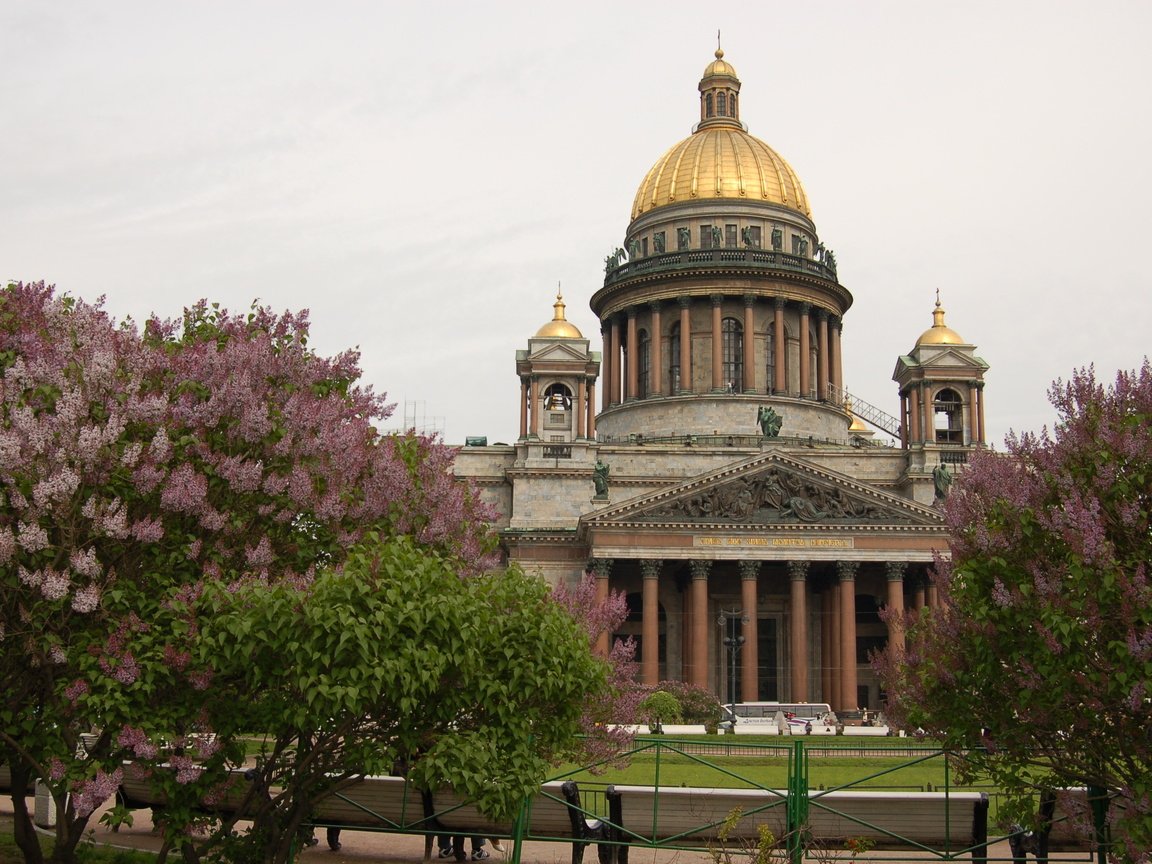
left=702, top=48, right=738, bottom=79
left=535, top=291, right=583, bottom=339
left=631, top=50, right=810, bottom=221
left=915, top=292, right=965, bottom=346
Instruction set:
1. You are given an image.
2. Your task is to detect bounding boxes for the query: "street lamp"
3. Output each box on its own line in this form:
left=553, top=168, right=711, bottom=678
left=717, top=608, right=749, bottom=730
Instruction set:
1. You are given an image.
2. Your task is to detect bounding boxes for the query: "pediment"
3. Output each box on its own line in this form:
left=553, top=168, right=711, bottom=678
left=584, top=452, right=942, bottom=528
left=529, top=342, right=589, bottom=363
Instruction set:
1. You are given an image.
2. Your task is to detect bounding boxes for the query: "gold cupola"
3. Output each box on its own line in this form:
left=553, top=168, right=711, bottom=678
left=915, top=292, right=965, bottom=346
left=630, top=48, right=811, bottom=220
left=534, top=291, right=583, bottom=339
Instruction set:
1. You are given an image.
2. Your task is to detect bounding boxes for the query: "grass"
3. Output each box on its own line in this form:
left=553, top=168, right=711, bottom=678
left=0, top=817, right=154, bottom=864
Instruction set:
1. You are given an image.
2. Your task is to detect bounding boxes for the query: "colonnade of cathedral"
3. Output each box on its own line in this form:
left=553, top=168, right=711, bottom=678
left=600, top=296, right=845, bottom=407
left=589, top=557, right=939, bottom=713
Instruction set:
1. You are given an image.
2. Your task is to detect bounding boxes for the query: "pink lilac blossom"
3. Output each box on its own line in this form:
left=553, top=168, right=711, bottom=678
left=71, top=584, right=101, bottom=613
left=64, top=679, right=89, bottom=704
left=40, top=569, right=71, bottom=601
left=71, top=767, right=123, bottom=817
left=16, top=520, right=49, bottom=552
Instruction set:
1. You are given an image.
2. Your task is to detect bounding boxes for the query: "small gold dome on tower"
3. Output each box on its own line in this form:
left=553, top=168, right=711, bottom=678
left=534, top=291, right=583, bottom=339
left=915, top=291, right=965, bottom=346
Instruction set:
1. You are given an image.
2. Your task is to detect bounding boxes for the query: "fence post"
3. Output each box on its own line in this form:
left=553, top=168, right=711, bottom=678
left=786, top=740, right=808, bottom=864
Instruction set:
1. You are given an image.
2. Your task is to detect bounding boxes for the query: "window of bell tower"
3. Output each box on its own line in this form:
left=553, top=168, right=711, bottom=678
left=933, top=388, right=964, bottom=444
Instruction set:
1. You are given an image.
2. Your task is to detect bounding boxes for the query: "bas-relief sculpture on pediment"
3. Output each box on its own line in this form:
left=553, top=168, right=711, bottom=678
left=634, top=464, right=911, bottom=525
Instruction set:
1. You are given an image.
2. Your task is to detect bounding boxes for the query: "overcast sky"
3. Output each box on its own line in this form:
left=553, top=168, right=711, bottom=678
left=3, top=1, right=1149, bottom=447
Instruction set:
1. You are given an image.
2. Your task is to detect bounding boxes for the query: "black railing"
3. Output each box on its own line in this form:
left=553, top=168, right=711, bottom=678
left=604, top=248, right=839, bottom=288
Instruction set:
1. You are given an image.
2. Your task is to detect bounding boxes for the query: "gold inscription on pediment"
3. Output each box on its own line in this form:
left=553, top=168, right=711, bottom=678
left=694, top=536, right=854, bottom=549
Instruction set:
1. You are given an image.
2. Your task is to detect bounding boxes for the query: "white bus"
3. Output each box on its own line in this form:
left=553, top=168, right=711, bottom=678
left=721, top=701, right=835, bottom=730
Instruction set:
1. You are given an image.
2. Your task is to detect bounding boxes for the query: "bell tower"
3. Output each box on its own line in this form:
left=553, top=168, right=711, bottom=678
left=516, top=292, right=600, bottom=443
left=893, top=292, right=990, bottom=503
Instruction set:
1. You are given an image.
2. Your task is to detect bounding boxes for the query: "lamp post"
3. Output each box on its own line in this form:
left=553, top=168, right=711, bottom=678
left=717, top=607, right=749, bottom=728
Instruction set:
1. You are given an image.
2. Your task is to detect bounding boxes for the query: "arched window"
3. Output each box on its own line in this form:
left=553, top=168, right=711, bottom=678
left=637, top=329, right=651, bottom=399
left=669, top=322, right=681, bottom=392
left=717, top=92, right=727, bottom=116
left=705, top=93, right=714, bottom=118
left=543, top=383, right=572, bottom=411
left=933, top=388, right=964, bottom=444
left=729, top=93, right=737, bottom=117
left=722, top=318, right=743, bottom=393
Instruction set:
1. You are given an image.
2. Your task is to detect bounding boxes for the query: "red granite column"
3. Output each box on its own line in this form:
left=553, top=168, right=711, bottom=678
left=742, top=295, right=756, bottom=393
left=826, top=585, right=839, bottom=707
left=601, top=324, right=613, bottom=412
left=788, top=561, right=809, bottom=702
left=909, top=387, right=921, bottom=444
left=899, top=392, right=909, bottom=448
left=838, top=561, right=859, bottom=712
left=591, top=560, right=612, bottom=656
left=678, top=297, right=692, bottom=394
left=640, top=560, right=661, bottom=685
left=519, top=377, right=529, bottom=440
left=817, top=309, right=830, bottom=401
left=739, top=561, right=759, bottom=702
left=773, top=298, right=786, bottom=395
left=885, top=562, right=907, bottom=657
left=609, top=317, right=621, bottom=406
left=977, top=383, right=987, bottom=445
left=587, top=380, right=597, bottom=439
left=576, top=377, right=586, bottom=439
left=650, top=301, right=663, bottom=397
left=690, top=560, right=711, bottom=689
left=798, top=303, right=811, bottom=398
left=830, top=317, right=843, bottom=397
left=529, top=376, right=540, bottom=438
left=626, top=308, right=638, bottom=401
left=710, top=295, right=723, bottom=392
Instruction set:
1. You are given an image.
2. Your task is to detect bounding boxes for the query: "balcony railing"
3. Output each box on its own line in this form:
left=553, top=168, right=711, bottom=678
left=604, top=247, right=839, bottom=288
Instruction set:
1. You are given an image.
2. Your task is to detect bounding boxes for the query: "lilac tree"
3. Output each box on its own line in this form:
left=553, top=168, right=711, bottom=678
left=877, top=363, right=1152, bottom=861
left=0, top=282, right=496, bottom=864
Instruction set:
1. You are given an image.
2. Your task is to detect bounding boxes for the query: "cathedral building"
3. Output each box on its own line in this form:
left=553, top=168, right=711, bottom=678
left=453, top=49, right=988, bottom=718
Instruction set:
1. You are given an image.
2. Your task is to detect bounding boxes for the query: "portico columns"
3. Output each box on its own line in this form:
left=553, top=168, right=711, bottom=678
left=590, top=559, right=612, bottom=656
left=838, top=561, right=859, bottom=711
left=690, top=560, right=711, bottom=689
left=640, top=559, right=661, bottom=685
left=576, top=377, right=586, bottom=439
left=885, top=562, right=907, bottom=656
left=788, top=561, right=809, bottom=702
left=518, top=377, right=529, bottom=439
left=739, top=561, right=759, bottom=702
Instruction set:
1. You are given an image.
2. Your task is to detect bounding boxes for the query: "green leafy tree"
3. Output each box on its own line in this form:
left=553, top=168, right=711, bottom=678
left=187, top=536, right=612, bottom=864
left=877, top=363, right=1152, bottom=861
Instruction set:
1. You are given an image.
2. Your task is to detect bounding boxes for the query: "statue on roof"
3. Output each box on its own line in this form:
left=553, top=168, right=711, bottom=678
left=933, top=462, right=953, bottom=502
left=771, top=226, right=783, bottom=251
left=757, top=405, right=783, bottom=438
left=593, top=459, right=610, bottom=499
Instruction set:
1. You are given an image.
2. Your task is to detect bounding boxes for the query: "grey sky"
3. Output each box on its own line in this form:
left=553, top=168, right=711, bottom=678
left=3, top=1, right=1149, bottom=447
